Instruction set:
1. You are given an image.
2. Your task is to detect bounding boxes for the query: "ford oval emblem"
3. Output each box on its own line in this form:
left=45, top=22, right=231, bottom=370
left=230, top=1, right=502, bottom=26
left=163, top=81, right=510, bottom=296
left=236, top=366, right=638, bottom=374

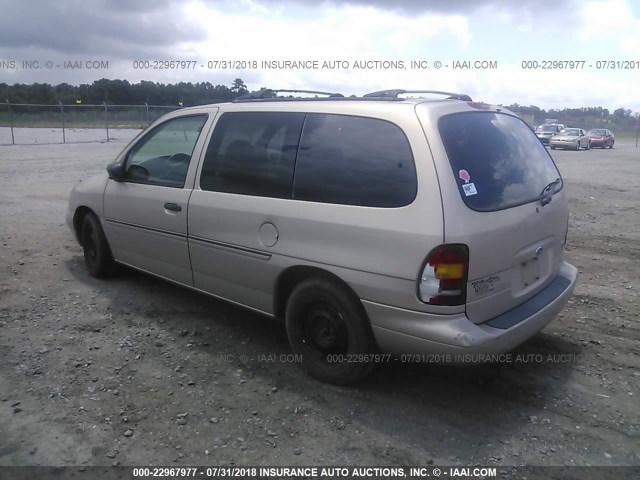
left=535, top=246, right=544, bottom=255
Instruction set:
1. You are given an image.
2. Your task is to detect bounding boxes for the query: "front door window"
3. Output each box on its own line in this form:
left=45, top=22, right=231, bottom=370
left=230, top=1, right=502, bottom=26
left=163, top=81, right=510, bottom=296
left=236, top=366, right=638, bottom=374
left=125, top=115, right=208, bottom=188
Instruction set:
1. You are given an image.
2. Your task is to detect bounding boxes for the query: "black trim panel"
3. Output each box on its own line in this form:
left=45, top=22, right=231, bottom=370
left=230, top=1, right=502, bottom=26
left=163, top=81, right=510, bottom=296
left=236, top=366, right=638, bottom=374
left=105, top=219, right=271, bottom=260
left=105, top=218, right=186, bottom=239
left=189, top=235, right=271, bottom=260
left=483, top=275, right=572, bottom=330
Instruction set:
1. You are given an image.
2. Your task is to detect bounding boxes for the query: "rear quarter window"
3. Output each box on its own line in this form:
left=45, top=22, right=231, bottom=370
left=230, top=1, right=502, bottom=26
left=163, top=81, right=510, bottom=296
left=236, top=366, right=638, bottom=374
left=439, top=112, right=561, bottom=211
left=293, top=114, right=417, bottom=207
left=200, top=112, right=305, bottom=198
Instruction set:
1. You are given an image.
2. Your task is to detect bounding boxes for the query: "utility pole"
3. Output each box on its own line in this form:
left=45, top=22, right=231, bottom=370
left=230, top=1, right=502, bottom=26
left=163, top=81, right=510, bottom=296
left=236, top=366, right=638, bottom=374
left=104, top=101, right=109, bottom=141
left=6, top=99, right=14, bottom=145
left=59, top=101, right=66, bottom=144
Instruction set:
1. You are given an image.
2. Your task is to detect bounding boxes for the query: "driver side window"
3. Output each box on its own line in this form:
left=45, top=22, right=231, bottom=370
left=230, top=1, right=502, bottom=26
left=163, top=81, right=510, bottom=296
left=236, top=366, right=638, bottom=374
left=125, top=114, right=208, bottom=188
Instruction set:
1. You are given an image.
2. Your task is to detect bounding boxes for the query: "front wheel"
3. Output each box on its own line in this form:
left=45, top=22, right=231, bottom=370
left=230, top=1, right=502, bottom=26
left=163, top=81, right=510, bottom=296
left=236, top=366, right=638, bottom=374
left=81, top=213, right=115, bottom=278
left=285, top=277, right=376, bottom=384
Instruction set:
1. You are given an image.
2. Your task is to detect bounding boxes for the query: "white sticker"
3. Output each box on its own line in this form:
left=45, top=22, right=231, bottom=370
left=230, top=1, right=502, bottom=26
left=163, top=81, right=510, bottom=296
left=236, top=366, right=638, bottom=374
left=462, top=182, right=478, bottom=196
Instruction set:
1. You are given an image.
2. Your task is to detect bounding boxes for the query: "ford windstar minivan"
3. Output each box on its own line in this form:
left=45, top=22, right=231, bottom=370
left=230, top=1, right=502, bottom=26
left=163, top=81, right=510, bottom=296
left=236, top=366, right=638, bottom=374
left=67, top=89, right=578, bottom=384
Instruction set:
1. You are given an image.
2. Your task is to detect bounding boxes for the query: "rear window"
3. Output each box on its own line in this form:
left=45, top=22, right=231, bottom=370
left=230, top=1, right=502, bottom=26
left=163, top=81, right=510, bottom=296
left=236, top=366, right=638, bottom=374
left=439, top=112, right=561, bottom=211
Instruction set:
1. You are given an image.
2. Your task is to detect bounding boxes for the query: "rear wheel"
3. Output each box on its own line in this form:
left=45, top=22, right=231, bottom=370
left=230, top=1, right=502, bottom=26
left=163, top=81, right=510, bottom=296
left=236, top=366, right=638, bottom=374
left=285, top=277, right=376, bottom=385
left=81, top=213, right=115, bottom=278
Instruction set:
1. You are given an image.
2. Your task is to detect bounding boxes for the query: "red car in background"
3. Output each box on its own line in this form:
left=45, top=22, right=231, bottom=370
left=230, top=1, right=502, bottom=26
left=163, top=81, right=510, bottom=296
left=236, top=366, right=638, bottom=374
left=588, top=129, right=615, bottom=149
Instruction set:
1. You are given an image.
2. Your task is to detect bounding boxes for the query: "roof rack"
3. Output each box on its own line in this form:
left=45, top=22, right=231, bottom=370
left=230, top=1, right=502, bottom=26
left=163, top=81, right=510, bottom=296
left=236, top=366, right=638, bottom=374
left=234, top=88, right=344, bottom=102
left=363, top=89, right=472, bottom=101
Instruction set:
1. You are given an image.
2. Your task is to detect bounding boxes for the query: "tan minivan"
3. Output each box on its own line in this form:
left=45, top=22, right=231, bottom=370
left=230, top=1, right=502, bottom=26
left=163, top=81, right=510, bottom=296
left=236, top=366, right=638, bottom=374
left=67, top=89, right=578, bottom=384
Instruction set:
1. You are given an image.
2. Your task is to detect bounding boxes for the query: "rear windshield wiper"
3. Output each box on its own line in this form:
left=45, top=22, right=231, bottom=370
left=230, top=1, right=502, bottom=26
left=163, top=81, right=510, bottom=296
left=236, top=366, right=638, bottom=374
left=539, top=177, right=562, bottom=206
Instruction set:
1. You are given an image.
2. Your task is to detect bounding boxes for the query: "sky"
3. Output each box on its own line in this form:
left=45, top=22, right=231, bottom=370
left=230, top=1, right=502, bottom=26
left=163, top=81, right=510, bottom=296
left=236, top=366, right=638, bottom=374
left=1, top=0, right=639, bottom=112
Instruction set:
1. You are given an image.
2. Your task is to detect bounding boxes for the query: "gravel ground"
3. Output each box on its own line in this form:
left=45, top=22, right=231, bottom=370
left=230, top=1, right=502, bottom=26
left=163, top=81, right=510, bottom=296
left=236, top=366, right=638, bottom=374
left=0, top=130, right=638, bottom=469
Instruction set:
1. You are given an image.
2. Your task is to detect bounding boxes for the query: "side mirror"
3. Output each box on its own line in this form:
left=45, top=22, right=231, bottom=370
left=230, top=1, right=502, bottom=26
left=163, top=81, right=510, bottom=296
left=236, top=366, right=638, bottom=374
left=107, top=162, right=126, bottom=182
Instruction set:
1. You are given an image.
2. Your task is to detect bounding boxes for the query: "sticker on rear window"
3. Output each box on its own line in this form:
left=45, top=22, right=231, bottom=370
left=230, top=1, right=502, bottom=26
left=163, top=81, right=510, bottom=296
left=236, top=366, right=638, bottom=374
left=459, top=169, right=471, bottom=183
left=462, top=182, right=478, bottom=196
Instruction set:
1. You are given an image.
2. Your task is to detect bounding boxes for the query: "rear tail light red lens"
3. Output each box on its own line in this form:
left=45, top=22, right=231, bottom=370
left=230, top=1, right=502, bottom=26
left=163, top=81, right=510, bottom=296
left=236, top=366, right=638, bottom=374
left=418, top=244, right=469, bottom=306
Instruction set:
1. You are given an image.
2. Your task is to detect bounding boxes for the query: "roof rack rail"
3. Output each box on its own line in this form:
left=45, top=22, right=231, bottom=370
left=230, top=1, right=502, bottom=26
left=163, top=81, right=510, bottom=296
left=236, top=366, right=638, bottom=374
left=234, top=88, right=344, bottom=102
left=363, top=89, right=472, bottom=101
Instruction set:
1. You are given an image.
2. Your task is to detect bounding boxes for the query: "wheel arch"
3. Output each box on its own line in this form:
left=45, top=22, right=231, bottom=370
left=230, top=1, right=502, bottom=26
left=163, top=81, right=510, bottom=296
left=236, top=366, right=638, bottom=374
left=273, top=265, right=365, bottom=321
left=72, top=206, right=95, bottom=246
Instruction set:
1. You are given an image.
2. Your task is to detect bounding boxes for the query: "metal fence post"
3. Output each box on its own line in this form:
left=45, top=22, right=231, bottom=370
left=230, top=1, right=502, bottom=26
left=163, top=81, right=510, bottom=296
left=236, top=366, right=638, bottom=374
left=6, top=99, right=15, bottom=145
left=59, top=101, right=66, bottom=144
left=104, top=101, right=109, bottom=141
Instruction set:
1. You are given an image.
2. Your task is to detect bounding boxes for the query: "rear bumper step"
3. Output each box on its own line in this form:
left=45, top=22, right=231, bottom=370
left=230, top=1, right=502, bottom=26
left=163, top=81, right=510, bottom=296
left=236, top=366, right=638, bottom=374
left=484, top=275, right=571, bottom=330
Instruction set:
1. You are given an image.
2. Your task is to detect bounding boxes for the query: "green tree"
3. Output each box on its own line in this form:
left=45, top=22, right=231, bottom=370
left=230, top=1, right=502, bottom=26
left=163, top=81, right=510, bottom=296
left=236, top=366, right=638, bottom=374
left=613, top=107, right=631, bottom=119
left=230, top=78, right=247, bottom=95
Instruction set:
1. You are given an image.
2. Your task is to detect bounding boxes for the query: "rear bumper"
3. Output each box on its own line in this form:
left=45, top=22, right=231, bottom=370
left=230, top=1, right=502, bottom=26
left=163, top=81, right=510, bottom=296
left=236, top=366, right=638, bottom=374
left=366, top=261, right=577, bottom=357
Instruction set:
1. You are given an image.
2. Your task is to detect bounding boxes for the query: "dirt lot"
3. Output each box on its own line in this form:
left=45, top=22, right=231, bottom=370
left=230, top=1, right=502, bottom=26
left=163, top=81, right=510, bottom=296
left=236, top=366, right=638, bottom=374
left=0, top=130, right=638, bottom=470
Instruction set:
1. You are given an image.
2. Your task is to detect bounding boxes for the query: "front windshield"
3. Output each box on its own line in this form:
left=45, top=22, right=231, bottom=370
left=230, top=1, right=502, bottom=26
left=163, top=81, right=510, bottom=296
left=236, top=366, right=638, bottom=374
left=590, top=129, right=607, bottom=135
left=541, top=125, right=557, bottom=132
left=561, top=129, right=579, bottom=136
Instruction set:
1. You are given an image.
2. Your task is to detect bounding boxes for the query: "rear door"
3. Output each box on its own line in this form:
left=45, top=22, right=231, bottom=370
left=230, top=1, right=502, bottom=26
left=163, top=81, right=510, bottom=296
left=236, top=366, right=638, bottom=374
left=188, top=111, right=306, bottom=313
left=421, top=107, right=568, bottom=323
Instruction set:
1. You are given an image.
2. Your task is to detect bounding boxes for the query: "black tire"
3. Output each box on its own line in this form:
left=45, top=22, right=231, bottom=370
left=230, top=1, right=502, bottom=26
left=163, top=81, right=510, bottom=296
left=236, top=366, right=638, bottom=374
left=285, top=277, right=376, bottom=385
left=550, top=145, right=556, bottom=150
left=81, top=213, right=115, bottom=278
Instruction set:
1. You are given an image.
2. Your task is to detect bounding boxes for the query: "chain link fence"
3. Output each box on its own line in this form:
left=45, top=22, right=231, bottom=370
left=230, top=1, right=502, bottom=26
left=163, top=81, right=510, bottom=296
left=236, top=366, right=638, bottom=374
left=2, top=102, right=638, bottom=146
left=0, top=102, right=181, bottom=145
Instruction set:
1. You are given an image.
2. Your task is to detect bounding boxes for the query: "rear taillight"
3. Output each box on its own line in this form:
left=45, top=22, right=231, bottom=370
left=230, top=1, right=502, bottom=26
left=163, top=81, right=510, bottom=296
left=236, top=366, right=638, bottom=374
left=418, top=244, right=469, bottom=306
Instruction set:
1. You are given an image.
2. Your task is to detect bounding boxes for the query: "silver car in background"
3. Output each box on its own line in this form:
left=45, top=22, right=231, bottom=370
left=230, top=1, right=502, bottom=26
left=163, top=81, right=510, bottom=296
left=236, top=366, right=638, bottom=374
left=550, top=128, right=590, bottom=150
left=67, top=88, right=578, bottom=384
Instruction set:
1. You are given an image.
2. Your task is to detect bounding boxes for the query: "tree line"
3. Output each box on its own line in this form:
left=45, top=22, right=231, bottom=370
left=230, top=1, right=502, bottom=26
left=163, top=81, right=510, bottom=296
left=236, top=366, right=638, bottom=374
left=0, top=78, right=249, bottom=106
left=0, top=79, right=637, bottom=128
left=504, top=102, right=637, bottom=128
